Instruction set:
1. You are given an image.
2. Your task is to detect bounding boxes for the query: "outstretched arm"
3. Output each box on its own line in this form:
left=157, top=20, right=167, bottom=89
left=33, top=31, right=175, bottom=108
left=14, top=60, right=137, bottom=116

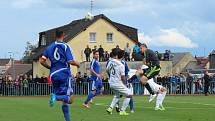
left=39, top=57, right=51, bottom=69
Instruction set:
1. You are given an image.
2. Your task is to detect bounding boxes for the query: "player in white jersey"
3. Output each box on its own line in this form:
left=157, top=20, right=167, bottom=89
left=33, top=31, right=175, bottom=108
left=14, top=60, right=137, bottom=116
left=106, top=48, right=133, bottom=116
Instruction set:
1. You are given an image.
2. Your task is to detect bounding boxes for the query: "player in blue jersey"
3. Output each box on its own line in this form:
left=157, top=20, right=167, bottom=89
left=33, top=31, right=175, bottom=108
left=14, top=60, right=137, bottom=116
left=83, top=50, right=103, bottom=108
left=39, top=30, right=80, bottom=121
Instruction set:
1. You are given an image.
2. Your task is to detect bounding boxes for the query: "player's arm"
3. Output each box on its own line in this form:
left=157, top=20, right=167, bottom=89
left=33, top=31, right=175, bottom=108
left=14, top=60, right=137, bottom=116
left=66, top=44, right=80, bottom=68
left=120, top=65, right=126, bottom=85
left=90, top=61, right=101, bottom=78
left=39, top=56, right=51, bottom=69
left=68, top=60, right=80, bottom=68
left=90, top=68, right=101, bottom=78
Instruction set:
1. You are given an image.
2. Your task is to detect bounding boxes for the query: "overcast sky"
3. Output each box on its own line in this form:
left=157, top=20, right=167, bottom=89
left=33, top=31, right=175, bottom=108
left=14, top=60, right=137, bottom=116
left=0, top=0, right=215, bottom=59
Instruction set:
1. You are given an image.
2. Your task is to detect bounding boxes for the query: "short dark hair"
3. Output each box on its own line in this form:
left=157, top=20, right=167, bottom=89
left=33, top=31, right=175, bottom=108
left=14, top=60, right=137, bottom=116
left=141, top=43, right=148, bottom=48
left=117, top=49, right=125, bottom=59
left=109, top=52, right=113, bottom=58
left=55, top=30, right=64, bottom=38
left=111, top=48, right=118, bottom=57
left=93, top=50, right=99, bottom=55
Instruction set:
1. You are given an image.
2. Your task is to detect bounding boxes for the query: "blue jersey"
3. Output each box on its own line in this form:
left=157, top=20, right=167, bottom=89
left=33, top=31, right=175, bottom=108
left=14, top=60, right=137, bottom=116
left=42, top=41, right=74, bottom=80
left=121, top=60, right=129, bottom=77
left=90, top=58, right=100, bottom=81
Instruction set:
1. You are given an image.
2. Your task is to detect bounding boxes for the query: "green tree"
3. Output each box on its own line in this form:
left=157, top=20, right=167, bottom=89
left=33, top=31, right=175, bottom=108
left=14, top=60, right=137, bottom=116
left=22, top=41, right=37, bottom=63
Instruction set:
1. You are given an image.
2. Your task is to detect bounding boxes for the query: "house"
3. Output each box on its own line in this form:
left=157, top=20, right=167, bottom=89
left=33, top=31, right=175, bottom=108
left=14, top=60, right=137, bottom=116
left=0, top=59, right=11, bottom=76
left=32, top=14, right=139, bottom=78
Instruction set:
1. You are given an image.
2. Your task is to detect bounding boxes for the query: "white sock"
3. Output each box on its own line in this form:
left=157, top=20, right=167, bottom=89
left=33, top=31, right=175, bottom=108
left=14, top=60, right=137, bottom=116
left=110, top=95, right=119, bottom=109
left=156, top=94, right=162, bottom=108
left=159, top=92, right=166, bottom=106
left=121, top=98, right=131, bottom=112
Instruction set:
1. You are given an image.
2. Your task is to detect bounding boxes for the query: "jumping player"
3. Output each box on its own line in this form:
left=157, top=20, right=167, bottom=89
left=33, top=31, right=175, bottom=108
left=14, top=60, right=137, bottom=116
left=128, top=43, right=161, bottom=102
left=39, top=30, right=80, bottom=121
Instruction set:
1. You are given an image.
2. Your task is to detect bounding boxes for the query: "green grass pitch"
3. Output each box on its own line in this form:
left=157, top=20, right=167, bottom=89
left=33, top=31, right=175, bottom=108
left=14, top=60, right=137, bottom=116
left=0, top=96, right=214, bottom=121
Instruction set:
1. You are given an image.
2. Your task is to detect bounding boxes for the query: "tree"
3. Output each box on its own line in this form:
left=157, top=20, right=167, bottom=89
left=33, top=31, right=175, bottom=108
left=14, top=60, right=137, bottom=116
left=21, top=41, right=37, bottom=63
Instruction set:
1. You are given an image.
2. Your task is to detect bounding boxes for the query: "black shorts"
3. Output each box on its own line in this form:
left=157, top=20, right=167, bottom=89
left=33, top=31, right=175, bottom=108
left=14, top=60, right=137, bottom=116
left=143, top=65, right=161, bottom=79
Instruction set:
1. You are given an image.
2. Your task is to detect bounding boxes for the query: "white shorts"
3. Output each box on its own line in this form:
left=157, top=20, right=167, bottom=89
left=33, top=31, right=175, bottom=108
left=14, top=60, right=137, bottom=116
left=110, top=83, right=133, bottom=97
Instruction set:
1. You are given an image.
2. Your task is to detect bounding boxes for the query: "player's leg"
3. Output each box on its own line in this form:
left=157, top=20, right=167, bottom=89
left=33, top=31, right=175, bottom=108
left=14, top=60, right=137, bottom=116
left=159, top=88, right=167, bottom=110
left=61, top=78, right=74, bottom=121
left=128, top=84, right=134, bottom=113
left=120, top=85, right=133, bottom=116
left=144, top=66, right=161, bottom=102
left=50, top=79, right=71, bottom=107
left=83, top=81, right=97, bottom=108
left=115, top=95, right=122, bottom=113
left=106, top=91, right=120, bottom=114
left=129, top=96, right=134, bottom=113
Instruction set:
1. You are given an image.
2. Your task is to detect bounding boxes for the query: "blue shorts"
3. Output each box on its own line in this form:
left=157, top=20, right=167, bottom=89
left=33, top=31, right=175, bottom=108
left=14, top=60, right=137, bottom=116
left=52, top=77, right=74, bottom=96
left=91, top=78, right=103, bottom=91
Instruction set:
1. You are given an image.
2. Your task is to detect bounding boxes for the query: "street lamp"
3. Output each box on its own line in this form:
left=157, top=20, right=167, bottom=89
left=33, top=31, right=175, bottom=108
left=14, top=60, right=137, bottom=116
left=8, top=52, right=15, bottom=80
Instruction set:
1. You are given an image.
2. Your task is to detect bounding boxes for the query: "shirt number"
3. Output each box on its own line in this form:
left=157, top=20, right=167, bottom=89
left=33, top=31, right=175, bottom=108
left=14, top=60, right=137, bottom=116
left=54, top=48, right=60, bottom=60
left=109, top=63, right=116, bottom=75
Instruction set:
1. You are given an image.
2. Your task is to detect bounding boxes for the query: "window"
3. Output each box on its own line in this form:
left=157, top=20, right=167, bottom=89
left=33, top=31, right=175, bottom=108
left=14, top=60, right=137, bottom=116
left=107, top=33, right=113, bottom=42
left=89, top=32, right=96, bottom=42
left=41, top=35, right=46, bottom=46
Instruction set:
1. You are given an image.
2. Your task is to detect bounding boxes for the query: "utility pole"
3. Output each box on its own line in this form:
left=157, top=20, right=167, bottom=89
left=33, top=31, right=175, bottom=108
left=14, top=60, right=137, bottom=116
left=90, top=0, right=94, bottom=14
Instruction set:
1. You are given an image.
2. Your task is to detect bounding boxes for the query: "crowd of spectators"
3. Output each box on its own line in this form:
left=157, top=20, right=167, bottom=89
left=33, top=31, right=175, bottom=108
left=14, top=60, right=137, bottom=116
left=155, top=72, right=215, bottom=95
left=84, top=43, right=172, bottom=62
left=0, top=71, right=215, bottom=96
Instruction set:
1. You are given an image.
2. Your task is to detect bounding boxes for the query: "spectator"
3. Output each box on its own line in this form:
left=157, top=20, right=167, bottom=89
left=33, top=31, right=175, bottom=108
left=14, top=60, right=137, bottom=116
left=164, top=50, right=170, bottom=61
left=84, top=45, right=92, bottom=62
left=204, top=71, right=211, bottom=96
left=92, top=45, right=97, bottom=53
left=104, top=51, right=110, bottom=61
left=186, top=73, right=193, bottom=94
left=133, top=43, right=140, bottom=54
left=124, top=43, right=131, bottom=61
left=156, top=74, right=162, bottom=84
left=98, top=45, right=104, bottom=62
left=155, top=51, right=162, bottom=60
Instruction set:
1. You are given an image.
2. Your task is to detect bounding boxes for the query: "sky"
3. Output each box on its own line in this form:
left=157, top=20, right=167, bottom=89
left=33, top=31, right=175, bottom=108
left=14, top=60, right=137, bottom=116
left=0, top=0, right=215, bottom=59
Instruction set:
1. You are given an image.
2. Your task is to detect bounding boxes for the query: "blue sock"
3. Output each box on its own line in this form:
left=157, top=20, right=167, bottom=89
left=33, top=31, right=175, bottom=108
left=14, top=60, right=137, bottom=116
left=62, top=104, right=70, bottom=121
left=84, top=92, right=95, bottom=104
left=116, top=100, right=120, bottom=108
left=129, top=97, right=134, bottom=111
left=56, top=95, right=69, bottom=103
left=95, top=90, right=101, bottom=96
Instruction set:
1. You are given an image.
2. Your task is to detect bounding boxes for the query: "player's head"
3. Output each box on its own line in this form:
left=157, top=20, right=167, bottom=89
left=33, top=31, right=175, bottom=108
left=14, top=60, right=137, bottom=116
left=111, top=48, right=118, bottom=59
left=117, top=49, right=125, bottom=59
left=55, top=30, right=64, bottom=40
left=140, top=43, right=148, bottom=53
left=109, top=52, right=114, bottom=58
left=93, top=50, right=99, bottom=60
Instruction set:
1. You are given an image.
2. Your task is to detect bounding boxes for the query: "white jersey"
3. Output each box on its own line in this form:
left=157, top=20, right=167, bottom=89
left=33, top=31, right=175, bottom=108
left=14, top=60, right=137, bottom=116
left=147, top=78, right=162, bottom=93
left=106, top=59, right=125, bottom=86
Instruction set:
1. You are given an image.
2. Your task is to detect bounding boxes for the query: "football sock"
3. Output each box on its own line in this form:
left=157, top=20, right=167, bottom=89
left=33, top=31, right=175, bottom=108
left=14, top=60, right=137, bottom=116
left=129, top=97, right=134, bottom=111
left=156, top=94, right=162, bottom=108
left=121, top=98, right=131, bottom=112
left=95, top=90, right=101, bottom=96
left=110, top=95, right=120, bottom=109
left=62, top=104, right=70, bottom=121
left=84, top=92, right=95, bottom=104
left=116, top=100, right=120, bottom=108
left=56, top=95, right=69, bottom=103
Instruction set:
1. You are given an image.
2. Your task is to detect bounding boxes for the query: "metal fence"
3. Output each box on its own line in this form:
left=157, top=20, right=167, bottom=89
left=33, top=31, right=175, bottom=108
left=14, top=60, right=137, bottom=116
left=0, top=82, right=215, bottom=96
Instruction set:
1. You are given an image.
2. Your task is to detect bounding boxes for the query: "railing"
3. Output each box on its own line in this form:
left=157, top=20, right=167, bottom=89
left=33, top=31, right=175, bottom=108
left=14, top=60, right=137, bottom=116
left=0, top=82, right=215, bottom=96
